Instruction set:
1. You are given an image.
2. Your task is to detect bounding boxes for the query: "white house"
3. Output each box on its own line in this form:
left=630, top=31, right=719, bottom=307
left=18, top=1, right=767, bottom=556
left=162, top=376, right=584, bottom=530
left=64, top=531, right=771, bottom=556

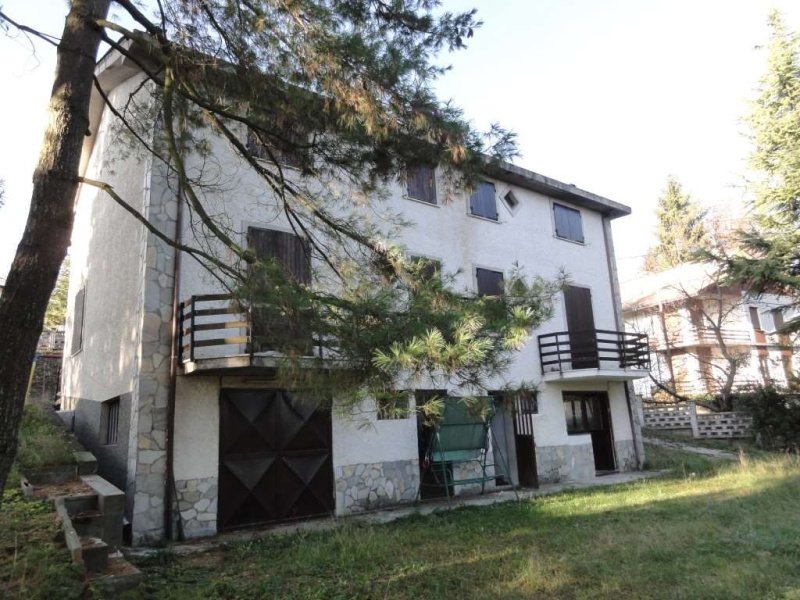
left=622, top=263, right=798, bottom=400
left=61, top=48, right=649, bottom=544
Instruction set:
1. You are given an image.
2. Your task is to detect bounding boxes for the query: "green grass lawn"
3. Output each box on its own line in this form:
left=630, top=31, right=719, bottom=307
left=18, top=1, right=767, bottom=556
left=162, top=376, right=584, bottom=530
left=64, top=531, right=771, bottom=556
left=643, top=428, right=768, bottom=457
left=125, top=448, right=800, bottom=600
left=3, top=444, right=799, bottom=599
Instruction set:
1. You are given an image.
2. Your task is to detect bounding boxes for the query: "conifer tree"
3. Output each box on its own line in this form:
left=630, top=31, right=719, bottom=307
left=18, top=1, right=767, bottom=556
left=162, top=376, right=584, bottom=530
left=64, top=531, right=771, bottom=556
left=723, top=11, right=800, bottom=310
left=643, top=176, right=707, bottom=272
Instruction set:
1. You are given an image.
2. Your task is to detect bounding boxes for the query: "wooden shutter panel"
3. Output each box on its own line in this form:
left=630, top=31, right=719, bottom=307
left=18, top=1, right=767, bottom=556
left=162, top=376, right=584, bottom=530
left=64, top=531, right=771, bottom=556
left=476, top=268, right=504, bottom=296
left=407, top=166, right=437, bottom=204
left=470, top=181, right=497, bottom=220
left=247, top=227, right=312, bottom=353
left=247, top=227, right=310, bottom=283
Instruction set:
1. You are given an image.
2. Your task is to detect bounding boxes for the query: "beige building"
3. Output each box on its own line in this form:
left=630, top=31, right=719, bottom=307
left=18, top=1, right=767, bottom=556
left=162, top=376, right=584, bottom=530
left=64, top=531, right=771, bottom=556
left=622, top=263, right=798, bottom=400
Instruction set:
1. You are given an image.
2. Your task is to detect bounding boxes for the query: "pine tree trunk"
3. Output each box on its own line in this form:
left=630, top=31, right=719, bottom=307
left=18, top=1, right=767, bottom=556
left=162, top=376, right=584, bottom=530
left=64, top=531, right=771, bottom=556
left=0, top=0, right=110, bottom=499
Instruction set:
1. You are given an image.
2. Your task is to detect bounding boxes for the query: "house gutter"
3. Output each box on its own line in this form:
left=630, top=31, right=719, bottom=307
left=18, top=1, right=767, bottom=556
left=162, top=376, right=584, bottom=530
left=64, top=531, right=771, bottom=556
left=601, top=217, right=643, bottom=469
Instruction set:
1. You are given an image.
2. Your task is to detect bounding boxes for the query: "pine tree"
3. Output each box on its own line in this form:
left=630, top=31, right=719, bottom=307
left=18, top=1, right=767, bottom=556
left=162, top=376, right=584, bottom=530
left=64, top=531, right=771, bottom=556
left=643, top=176, right=707, bottom=272
left=723, top=11, right=800, bottom=313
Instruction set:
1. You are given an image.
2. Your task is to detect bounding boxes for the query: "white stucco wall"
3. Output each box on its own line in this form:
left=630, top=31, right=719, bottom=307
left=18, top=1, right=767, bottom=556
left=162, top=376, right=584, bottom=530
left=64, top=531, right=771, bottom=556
left=166, top=124, right=633, bottom=470
left=62, top=72, right=152, bottom=406
left=331, top=398, right=419, bottom=467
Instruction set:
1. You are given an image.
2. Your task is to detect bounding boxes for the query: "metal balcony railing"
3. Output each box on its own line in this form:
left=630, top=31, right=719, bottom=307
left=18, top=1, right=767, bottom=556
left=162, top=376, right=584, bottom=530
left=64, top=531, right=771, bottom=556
left=538, top=329, right=650, bottom=374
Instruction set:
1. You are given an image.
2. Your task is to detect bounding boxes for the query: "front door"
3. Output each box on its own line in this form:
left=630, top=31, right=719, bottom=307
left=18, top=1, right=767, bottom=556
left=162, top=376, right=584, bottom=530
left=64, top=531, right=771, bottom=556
left=564, top=286, right=598, bottom=369
left=563, top=392, right=615, bottom=472
left=218, top=389, right=333, bottom=531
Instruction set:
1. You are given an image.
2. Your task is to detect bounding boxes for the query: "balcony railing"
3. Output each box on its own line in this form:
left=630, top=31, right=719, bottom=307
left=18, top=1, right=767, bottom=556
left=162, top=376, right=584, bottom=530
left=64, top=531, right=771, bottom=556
left=538, top=329, right=650, bottom=374
left=178, top=294, right=250, bottom=364
left=177, top=294, right=318, bottom=367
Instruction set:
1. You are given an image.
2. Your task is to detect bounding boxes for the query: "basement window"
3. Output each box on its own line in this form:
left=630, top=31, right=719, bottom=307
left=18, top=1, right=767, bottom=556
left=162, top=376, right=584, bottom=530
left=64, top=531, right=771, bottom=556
left=100, top=397, right=120, bottom=446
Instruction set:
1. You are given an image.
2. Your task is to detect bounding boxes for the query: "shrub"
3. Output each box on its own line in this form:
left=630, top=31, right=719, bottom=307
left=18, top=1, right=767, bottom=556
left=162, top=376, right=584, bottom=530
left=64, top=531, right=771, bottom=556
left=739, top=386, right=800, bottom=451
left=15, top=404, right=76, bottom=469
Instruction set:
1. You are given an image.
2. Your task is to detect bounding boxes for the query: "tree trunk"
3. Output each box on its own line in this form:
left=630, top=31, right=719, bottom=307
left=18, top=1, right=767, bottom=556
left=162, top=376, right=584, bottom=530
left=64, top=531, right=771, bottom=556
left=0, top=0, right=110, bottom=499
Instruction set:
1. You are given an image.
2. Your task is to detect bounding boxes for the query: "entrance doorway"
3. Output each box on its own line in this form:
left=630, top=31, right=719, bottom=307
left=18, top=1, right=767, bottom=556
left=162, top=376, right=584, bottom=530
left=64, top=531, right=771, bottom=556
left=562, top=391, right=615, bottom=472
left=218, top=389, right=333, bottom=531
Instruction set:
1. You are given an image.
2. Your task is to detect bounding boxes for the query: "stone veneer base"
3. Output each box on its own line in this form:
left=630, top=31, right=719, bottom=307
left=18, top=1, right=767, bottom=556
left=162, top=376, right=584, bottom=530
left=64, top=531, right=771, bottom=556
left=536, top=443, right=595, bottom=483
left=335, top=459, right=420, bottom=514
left=175, top=476, right=218, bottom=538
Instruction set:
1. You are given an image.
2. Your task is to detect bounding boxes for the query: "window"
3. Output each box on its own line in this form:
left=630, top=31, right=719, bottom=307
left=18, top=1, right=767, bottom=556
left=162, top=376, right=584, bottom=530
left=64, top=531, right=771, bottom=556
left=247, top=227, right=311, bottom=283
left=502, top=190, right=520, bottom=214
left=772, top=308, right=785, bottom=332
left=247, top=227, right=312, bottom=352
left=749, top=307, right=762, bottom=331
left=553, top=203, right=584, bottom=243
left=406, top=166, right=437, bottom=205
left=376, top=392, right=411, bottom=420
left=563, top=393, right=601, bottom=434
left=71, top=286, right=86, bottom=355
left=246, top=128, right=304, bottom=169
left=476, top=267, right=504, bottom=297
left=101, top=397, right=120, bottom=445
left=469, top=181, right=498, bottom=220
left=409, top=255, right=441, bottom=282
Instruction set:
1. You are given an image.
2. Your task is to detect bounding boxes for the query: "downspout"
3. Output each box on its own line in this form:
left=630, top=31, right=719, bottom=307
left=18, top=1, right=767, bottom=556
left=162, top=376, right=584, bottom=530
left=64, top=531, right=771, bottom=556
left=601, top=216, right=643, bottom=469
left=165, top=163, right=185, bottom=541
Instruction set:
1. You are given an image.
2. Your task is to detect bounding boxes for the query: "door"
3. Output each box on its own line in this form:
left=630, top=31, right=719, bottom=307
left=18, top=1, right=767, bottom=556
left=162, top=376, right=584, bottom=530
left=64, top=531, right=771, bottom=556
left=246, top=227, right=313, bottom=353
left=563, top=392, right=616, bottom=472
left=218, top=389, right=333, bottom=531
left=564, top=285, right=598, bottom=369
left=490, top=391, right=539, bottom=488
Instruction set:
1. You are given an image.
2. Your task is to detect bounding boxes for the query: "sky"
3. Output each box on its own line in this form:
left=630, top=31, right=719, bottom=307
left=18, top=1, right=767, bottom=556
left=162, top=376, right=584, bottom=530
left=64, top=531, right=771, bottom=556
left=1, top=0, right=800, bottom=283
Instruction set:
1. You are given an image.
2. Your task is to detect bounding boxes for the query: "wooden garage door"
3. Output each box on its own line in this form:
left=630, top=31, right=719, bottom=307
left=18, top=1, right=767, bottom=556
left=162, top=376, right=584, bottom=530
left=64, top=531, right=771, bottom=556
left=218, top=389, right=333, bottom=531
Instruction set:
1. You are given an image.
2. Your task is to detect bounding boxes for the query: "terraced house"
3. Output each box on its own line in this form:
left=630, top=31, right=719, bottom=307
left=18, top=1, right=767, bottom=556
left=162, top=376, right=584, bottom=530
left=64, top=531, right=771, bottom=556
left=61, top=46, right=650, bottom=545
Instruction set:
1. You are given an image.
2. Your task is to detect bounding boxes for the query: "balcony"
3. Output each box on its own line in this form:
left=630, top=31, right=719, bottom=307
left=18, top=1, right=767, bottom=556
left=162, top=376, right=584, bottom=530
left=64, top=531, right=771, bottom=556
left=178, top=294, right=328, bottom=375
left=538, top=329, right=650, bottom=382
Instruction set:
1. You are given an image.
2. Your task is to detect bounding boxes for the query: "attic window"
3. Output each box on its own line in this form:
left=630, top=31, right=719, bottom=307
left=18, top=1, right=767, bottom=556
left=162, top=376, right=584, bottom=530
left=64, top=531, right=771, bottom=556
left=553, top=203, right=584, bottom=243
left=503, top=190, right=520, bottom=214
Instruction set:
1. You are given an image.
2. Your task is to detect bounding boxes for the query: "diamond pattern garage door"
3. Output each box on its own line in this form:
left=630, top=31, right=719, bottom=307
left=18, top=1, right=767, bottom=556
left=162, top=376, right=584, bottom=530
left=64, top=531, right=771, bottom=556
left=218, top=389, right=333, bottom=531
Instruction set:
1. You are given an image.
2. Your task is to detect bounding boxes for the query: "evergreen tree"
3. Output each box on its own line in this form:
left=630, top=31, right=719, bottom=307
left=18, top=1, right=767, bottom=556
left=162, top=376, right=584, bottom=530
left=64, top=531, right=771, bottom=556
left=643, top=176, right=707, bottom=272
left=723, top=11, right=800, bottom=310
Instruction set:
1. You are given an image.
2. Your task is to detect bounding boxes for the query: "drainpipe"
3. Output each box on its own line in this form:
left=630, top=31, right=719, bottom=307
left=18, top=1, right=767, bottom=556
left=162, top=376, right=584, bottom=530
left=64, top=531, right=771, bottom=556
left=165, top=170, right=184, bottom=541
left=601, top=216, right=642, bottom=469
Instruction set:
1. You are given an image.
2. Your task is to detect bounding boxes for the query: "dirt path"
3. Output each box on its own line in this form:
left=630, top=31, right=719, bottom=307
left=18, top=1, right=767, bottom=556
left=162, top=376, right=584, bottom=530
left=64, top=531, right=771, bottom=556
left=643, top=436, right=739, bottom=460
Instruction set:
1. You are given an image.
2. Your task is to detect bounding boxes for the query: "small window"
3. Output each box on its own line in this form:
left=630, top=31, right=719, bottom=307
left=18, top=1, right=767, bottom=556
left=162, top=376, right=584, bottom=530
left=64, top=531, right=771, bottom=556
left=772, top=308, right=785, bottom=332
left=476, top=267, right=504, bottom=297
left=101, top=397, right=120, bottom=445
left=406, top=166, right=437, bottom=205
left=71, top=286, right=86, bottom=355
left=749, top=307, right=762, bottom=331
left=502, top=190, right=520, bottom=214
left=376, top=392, right=410, bottom=420
left=469, top=181, right=498, bottom=221
left=553, top=203, right=584, bottom=243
